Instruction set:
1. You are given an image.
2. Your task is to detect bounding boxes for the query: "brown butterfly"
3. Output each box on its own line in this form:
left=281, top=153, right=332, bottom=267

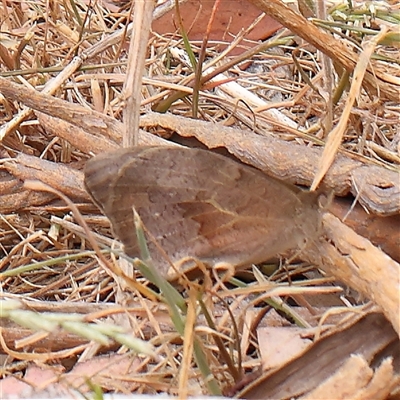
left=84, top=146, right=321, bottom=276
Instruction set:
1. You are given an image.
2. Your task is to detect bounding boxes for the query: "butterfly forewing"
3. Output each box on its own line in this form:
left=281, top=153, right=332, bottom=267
left=84, top=146, right=320, bottom=275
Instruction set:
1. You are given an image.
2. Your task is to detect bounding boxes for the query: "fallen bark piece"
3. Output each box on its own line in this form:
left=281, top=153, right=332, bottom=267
left=305, top=212, right=400, bottom=335
left=302, top=355, right=398, bottom=400
left=240, top=312, right=399, bottom=399
left=3, top=153, right=88, bottom=201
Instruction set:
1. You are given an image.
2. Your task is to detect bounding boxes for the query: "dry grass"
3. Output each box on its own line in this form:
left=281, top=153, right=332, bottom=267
left=0, top=0, right=399, bottom=397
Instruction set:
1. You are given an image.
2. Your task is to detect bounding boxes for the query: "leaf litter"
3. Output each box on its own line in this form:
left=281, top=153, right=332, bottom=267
left=0, top=0, right=399, bottom=398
